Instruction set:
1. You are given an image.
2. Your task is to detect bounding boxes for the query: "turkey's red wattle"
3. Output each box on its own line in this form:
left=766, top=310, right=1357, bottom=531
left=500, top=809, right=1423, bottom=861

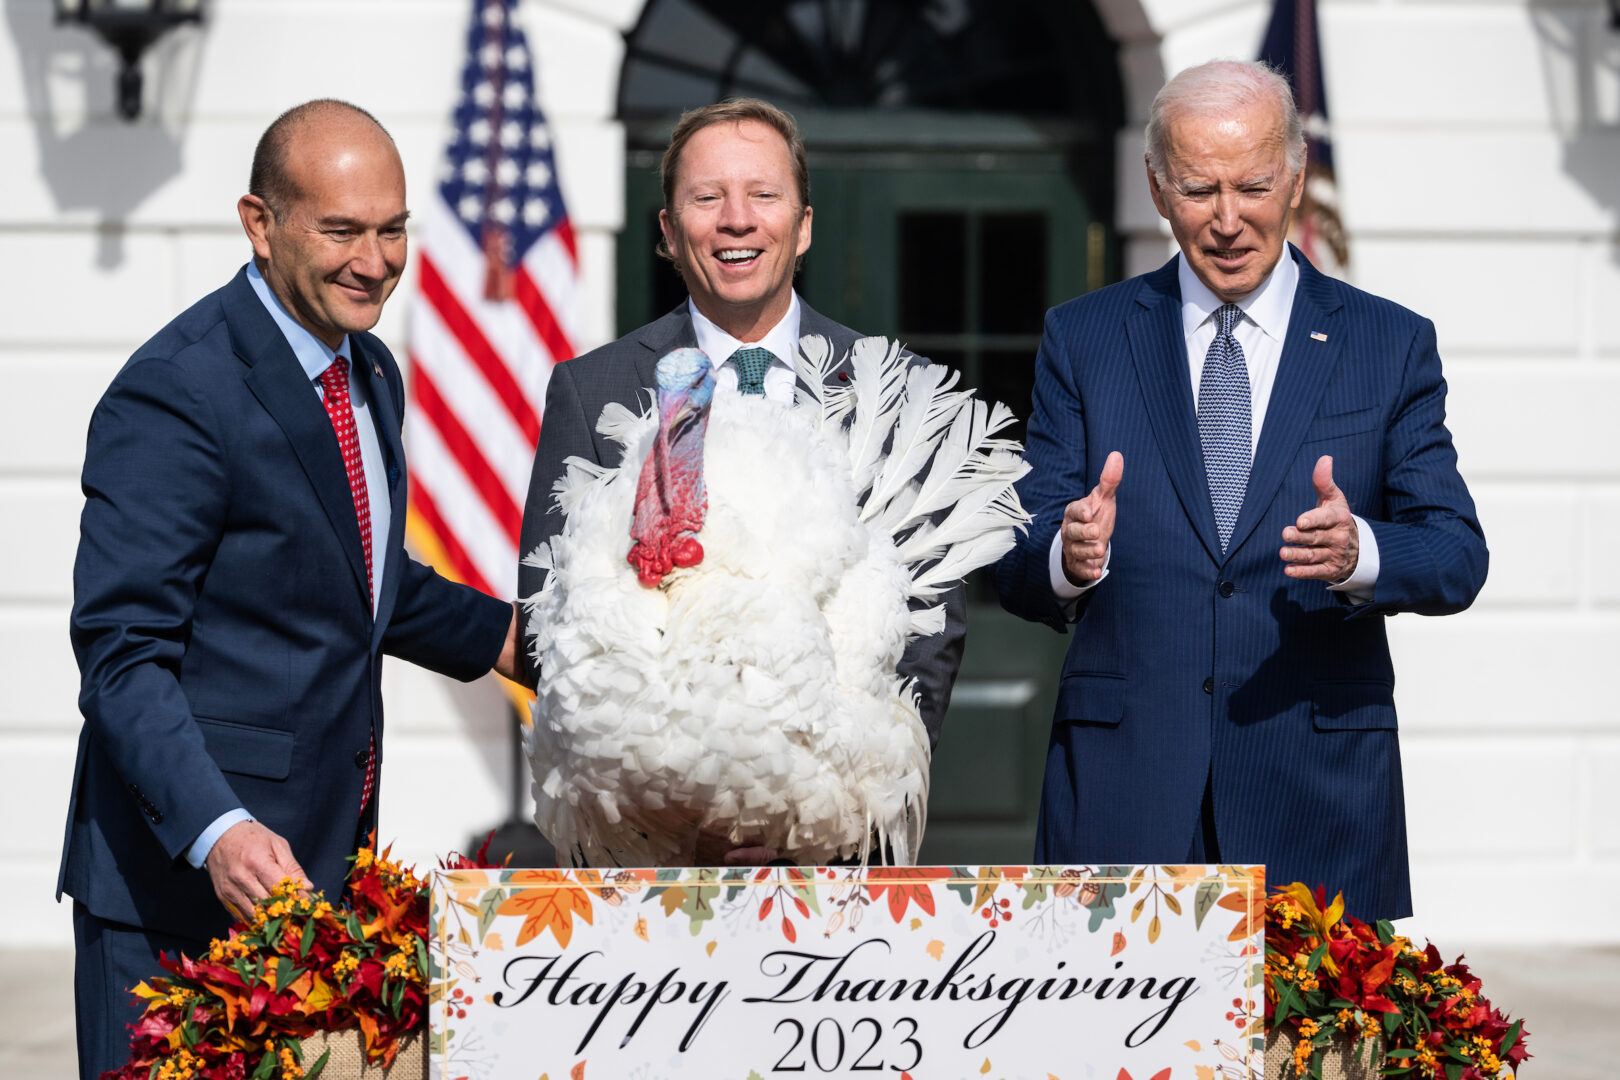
left=628, top=384, right=710, bottom=587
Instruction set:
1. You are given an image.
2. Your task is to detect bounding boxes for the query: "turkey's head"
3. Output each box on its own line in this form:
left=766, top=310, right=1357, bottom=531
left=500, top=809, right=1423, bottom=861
left=628, top=348, right=715, bottom=587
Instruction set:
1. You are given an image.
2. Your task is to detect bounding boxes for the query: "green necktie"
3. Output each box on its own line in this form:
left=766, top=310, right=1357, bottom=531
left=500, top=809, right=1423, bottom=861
left=729, top=346, right=775, bottom=395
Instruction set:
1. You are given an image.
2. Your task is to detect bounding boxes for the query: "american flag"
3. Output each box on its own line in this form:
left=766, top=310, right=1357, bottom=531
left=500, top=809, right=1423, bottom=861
left=406, top=0, right=580, bottom=601
left=1260, top=0, right=1349, bottom=273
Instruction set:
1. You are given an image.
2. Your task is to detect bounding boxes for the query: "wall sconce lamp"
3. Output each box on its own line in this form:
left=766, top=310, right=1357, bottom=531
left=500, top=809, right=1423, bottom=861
left=54, top=0, right=204, bottom=121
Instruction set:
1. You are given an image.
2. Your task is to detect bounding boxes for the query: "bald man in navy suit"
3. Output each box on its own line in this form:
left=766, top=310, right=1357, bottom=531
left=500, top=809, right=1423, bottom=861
left=62, top=100, right=520, bottom=1080
left=994, top=61, right=1486, bottom=920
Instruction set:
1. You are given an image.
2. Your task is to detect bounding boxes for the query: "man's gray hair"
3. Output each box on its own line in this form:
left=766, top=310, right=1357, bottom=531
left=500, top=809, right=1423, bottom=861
left=1145, top=60, right=1305, bottom=184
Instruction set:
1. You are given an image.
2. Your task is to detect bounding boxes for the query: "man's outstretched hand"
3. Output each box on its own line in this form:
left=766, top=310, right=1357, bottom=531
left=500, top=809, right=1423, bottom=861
left=1281, top=455, right=1359, bottom=582
left=206, top=820, right=307, bottom=921
left=1061, top=451, right=1124, bottom=587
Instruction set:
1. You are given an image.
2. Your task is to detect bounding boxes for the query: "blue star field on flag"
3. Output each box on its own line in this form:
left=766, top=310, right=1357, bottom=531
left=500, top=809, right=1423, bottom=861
left=439, top=0, right=569, bottom=271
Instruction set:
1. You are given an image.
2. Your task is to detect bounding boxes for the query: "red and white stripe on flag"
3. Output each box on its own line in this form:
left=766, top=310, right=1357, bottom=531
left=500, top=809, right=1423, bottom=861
left=405, top=0, right=580, bottom=601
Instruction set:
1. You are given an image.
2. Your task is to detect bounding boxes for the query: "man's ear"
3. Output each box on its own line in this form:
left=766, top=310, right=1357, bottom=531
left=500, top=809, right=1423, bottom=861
left=1146, top=158, right=1170, bottom=221
left=238, top=195, right=274, bottom=261
left=795, top=204, right=812, bottom=258
left=657, top=208, right=679, bottom=262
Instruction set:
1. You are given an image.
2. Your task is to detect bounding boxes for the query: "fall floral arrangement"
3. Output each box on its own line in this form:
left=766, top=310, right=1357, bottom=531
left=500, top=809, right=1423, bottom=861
left=1264, top=883, right=1530, bottom=1080
left=103, top=843, right=467, bottom=1080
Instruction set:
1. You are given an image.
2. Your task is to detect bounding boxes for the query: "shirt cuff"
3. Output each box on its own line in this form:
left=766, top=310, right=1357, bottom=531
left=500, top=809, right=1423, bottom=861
left=186, top=808, right=255, bottom=869
left=1326, top=514, right=1380, bottom=604
left=1049, top=528, right=1108, bottom=610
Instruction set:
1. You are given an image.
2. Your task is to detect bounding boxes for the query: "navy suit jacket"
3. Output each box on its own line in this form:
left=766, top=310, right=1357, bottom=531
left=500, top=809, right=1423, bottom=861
left=515, top=300, right=966, bottom=749
left=60, top=267, right=513, bottom=941
left=994, top=249, right=1487, bottom=920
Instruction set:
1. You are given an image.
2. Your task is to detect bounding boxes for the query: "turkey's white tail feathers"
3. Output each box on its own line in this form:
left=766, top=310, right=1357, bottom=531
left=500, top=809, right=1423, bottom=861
left=907, top=400, right=1019, bottom=522
left=792, top=334, right=853, bottom=431
left=863, top=363, right=969, bottom=524
left=843, top=337, right=910, bottom=499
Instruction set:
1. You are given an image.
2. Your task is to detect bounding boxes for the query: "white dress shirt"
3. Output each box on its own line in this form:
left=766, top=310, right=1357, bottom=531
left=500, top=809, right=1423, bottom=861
left=1048, top=251, right=1380, bottom=605
left=688, top=293, right=802, bottom=405
left=188, top=263, right=395, bottom=869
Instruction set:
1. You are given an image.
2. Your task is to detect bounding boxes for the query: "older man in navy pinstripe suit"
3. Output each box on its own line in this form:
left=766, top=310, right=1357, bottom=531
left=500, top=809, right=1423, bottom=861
left=994, top=60, right=1486, bottom=920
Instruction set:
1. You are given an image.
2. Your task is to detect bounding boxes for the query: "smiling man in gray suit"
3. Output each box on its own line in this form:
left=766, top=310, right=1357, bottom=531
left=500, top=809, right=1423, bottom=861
left=516, top=99, right=965, bottom=862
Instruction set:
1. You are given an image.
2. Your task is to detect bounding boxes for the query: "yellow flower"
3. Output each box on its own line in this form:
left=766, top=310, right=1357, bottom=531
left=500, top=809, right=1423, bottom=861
left=353, top=848, right=375, bottom=871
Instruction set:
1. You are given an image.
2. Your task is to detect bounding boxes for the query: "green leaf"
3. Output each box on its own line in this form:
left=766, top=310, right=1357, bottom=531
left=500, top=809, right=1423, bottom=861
left=273, top=959, right=303, bottom=993
left=1021, top=884, right=1045, bottom=909
left=1306, top=940, right=1329, bottom=974
left=302, top=1048, right=331, bottom=1080
left=345, top=913, right=365, bottom=940
left=1272, top=979, right=1305, bottom=1020
left=1444, top=1063, right=1463, bottom=1080
left=415, top=937, right=430, bottom=982
left=1385, top=1049, right=1418, bottom=1059
left=297, top=923, right=314, bottom=961
left=1499, top=1019, right=1523, bottom=1058
left=476, top=889, right=505, bottom=942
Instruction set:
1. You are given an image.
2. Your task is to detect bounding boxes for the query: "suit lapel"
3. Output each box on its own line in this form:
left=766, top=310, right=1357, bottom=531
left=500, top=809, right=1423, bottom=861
left=229, top=274, right=372, bottom=609
left=795, top=300, right=861, bottom=396
left=357, top=337, right=404, bottom=640
left=1126, top=259, right=1224, bottom=563
left=1225, top=251, right=1346, bottom=556
left=634, top=305, right=697, bottom=391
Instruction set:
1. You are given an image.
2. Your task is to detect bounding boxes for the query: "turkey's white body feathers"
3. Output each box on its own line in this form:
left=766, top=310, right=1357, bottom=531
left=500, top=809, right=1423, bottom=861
left=524, top=337, right=1028, bottom=867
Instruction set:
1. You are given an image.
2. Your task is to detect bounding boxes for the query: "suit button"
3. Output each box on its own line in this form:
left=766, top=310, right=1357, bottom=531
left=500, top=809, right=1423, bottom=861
left=354, top=749, right=369, bottom=768
left=1218, top=580, right=1235, bottom=598
left=1202, top=677, right=1214, bottom=695
left=149, top=810, right=164, bottom=824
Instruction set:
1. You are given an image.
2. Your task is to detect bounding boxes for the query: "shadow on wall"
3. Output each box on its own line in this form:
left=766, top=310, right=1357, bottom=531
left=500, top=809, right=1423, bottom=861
left=3, top=0, right=205, bottom=268
left=1531, top=6, right=1620, bottom=266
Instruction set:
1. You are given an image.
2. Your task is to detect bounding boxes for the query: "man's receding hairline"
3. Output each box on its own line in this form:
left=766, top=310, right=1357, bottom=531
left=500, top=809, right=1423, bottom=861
left=248, top=98, right=395, bottom=218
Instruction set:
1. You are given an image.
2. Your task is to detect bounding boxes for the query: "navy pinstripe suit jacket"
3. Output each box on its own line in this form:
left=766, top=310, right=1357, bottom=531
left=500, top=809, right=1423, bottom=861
left=993, top=247, right=1487, bottom=920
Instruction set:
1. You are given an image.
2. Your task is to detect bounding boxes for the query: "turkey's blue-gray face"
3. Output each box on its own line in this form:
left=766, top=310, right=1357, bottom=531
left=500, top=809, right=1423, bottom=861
left=628, top=348, right=716, bottom=587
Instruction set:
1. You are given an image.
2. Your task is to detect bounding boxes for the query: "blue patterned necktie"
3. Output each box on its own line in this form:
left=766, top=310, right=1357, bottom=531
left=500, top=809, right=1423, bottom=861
left=729, top=346, right=775, bottom=395
left=1197, top=303, right=1252, bottom=552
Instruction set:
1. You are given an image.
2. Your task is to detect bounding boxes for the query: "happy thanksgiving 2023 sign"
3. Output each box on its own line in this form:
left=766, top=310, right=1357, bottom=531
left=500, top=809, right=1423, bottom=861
left=428, top=865, right=1265, bottom=1080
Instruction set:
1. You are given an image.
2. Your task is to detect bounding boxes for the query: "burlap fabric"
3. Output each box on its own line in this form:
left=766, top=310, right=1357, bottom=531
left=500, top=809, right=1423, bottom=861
left=298, top=1029, right=425, bottom=1079
left=1264, top=1028, right=1386, bottom=1079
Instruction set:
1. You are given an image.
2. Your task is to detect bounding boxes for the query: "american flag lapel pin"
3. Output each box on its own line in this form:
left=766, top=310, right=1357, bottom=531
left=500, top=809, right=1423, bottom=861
left=1310, top=331, right=1328, bottom=342
left=372, top=362, right=384, bottom=377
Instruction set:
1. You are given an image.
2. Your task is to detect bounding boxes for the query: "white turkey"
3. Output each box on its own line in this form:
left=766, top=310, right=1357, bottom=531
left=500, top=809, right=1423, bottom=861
left=522, top=335, right=1029, bottom=867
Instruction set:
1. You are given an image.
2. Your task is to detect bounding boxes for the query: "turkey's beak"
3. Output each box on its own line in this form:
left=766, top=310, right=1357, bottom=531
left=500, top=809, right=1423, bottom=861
left=667, top=396, right=704, bottom=442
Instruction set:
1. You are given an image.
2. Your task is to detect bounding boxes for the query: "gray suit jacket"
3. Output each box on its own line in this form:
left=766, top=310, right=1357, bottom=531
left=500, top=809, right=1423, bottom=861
left=516, top=299, right=966, bottom=748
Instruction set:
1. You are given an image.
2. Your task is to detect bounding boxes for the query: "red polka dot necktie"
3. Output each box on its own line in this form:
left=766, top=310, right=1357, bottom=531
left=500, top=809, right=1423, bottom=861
left=317, top=357, right=377, bottom=815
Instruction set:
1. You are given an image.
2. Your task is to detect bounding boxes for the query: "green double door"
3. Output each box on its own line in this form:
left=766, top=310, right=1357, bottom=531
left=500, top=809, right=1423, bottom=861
left=619, top=139, right=1109, bottom=863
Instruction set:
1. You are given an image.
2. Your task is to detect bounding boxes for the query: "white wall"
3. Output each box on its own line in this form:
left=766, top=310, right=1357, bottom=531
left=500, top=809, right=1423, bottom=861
left=3, top=0, right=1616, bottom=945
